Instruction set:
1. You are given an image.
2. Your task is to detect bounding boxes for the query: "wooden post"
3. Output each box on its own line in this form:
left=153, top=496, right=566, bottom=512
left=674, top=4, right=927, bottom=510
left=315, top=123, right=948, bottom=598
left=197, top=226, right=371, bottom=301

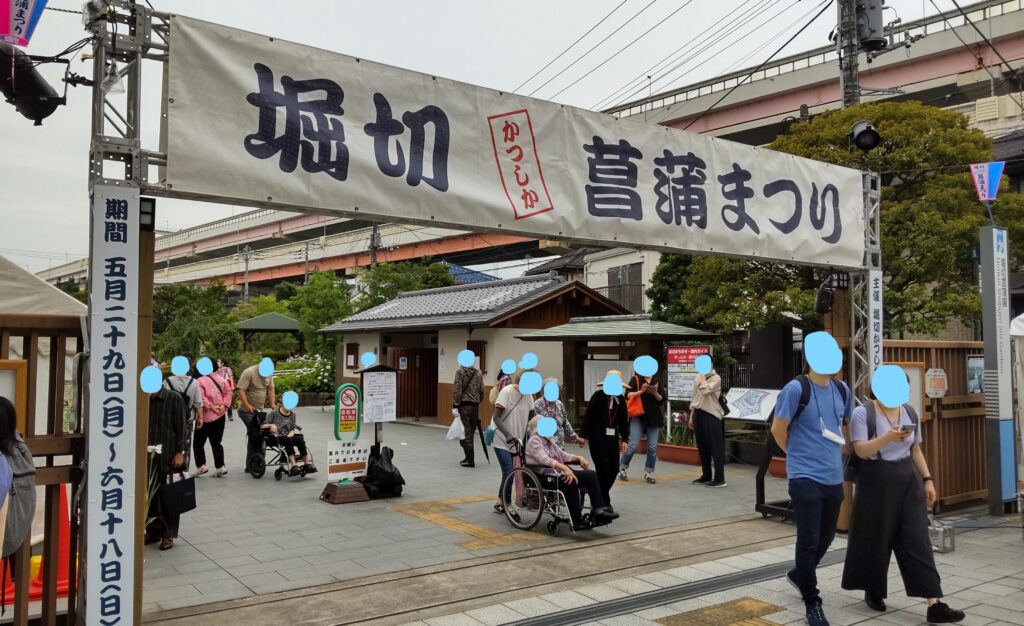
left=133, top=219, right=155, bottom=626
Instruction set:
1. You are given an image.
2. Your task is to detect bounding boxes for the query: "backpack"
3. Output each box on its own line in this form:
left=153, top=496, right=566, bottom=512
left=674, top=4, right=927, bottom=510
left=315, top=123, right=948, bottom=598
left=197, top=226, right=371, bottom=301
left=771, top=374, right=849, bottom=428
left=169, top=377, right=195, bottom=415
left=3, top=433, right=36, bottom=557
left=845, top=402, right=919, bottom=481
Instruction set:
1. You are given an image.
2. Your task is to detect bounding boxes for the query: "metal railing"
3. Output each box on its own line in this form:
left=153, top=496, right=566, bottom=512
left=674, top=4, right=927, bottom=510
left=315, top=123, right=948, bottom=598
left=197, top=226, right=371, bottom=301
left=608, top=0, right=1023, bottom=119
left=591, top=284, right=647, bottom=313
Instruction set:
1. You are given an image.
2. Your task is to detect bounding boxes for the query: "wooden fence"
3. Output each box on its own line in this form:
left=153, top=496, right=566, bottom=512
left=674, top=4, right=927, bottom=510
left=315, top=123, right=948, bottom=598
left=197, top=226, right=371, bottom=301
left=0, top=313, right=85, bottom=625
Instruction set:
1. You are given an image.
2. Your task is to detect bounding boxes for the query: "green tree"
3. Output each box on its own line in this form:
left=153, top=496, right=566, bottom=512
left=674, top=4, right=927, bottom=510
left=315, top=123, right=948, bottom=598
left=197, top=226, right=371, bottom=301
left=55, top=278, right=87, bottom=304
left=153, top=283, right=196, bottom=336
left=354, top=260, right=454, bottom=312
left=156, top=279, right=242, bottom=364
left=274, top=281, right=299, bottom=301
left=290, top=270, right=353, bottom=357
left=668, top=101, right=1024, bottom=337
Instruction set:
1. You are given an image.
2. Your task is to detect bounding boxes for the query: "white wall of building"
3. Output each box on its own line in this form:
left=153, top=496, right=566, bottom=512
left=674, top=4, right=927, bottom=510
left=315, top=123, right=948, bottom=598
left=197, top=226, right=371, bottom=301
left=583, top=248, right=661, bottom=312
left=437, top=327, right=563, bottom=385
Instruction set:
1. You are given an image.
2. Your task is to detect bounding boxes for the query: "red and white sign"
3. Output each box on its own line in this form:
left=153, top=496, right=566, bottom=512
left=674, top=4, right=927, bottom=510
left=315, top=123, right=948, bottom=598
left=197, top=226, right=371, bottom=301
left=667, top=345, right=711, bottom=401
left=925, top=368, right=948, bottom=399
left=488, top=109, right=553, bottom=220
left=338, top=386, right=359, bottom=434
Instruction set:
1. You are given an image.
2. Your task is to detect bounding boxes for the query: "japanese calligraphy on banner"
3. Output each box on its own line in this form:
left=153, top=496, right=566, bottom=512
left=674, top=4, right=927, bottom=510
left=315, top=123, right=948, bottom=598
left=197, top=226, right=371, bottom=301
left=86, top=185, right=138, bottom=625
left=868, top=269, right=883, bottom=373
left=164, top=17, right=866, bottom=269
left=1, top=0, right=47, bottom=47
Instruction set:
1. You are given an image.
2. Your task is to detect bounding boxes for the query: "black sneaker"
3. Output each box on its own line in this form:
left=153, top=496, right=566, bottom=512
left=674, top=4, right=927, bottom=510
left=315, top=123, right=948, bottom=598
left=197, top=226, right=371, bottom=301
left=705, top=480, right=727, bottom=488
left=805, top=602, right=830, bottom=626
left=691, top=477, right=711, bottom=485
left=926, top=602, right=964, bottom=624
left=865, top=592, right=886, bottom=612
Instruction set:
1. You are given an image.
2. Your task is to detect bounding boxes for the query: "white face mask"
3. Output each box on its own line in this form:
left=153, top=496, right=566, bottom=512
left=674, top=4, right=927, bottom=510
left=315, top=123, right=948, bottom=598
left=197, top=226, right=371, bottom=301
left=819, top=418, right=846, bottom=445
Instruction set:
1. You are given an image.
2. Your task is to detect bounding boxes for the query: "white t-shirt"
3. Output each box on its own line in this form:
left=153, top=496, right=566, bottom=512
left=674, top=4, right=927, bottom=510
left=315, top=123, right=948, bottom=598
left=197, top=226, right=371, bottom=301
left=850, top=404, right=917, bottom=461
left=492, top=385, right=534, bottom=452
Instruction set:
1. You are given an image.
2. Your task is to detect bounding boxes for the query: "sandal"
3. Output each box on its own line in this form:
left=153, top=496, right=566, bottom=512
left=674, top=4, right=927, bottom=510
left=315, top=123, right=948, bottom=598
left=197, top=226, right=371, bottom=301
left=159, top=538, right=174, bottom=551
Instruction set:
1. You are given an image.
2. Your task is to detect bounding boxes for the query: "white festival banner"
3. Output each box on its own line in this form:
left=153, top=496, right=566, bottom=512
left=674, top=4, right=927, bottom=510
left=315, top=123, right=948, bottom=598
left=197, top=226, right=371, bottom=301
left=165, top=16, right=865, bottom=269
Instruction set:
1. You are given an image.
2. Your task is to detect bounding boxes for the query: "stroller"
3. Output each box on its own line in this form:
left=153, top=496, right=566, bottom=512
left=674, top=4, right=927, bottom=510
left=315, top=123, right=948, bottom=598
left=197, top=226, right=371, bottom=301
left=245, top=412, right=316, bottom=481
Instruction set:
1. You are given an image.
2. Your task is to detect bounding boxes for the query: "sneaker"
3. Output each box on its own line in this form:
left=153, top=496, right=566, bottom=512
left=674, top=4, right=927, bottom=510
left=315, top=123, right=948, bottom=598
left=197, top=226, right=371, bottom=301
left=691, top=477, right=711, bottom=485
left=195, top=466, right=209, bottom=476
left=618, top=469, right=628, bottom=481
left=212, top=467, right=228, bottom=477
left=805, top=602, right=829, bottom=626
left=644, top=473, right=656, bottom=484
left=926, top=602, right=964, bottom=624
left=785, top=568, right=800, bottom=594
left=705, top=480, right=727, bottom=488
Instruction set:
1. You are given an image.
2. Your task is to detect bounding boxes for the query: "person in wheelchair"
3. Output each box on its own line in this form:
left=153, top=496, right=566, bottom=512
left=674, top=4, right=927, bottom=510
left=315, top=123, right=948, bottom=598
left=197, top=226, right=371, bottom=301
left=262, top=404, right=318, bottom=476
left=525, top=416, right=618, bottom=529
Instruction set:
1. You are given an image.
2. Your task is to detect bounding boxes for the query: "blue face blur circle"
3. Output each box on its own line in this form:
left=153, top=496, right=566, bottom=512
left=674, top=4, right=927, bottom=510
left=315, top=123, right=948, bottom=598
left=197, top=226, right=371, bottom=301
left=501, top=359, right=517, bottom=375
left=140, top=366, right=163, bottom=394
left=282, top=391, right=299, bottom=410
left=170, top=356, right=189, bottom=376
left=537, top=417, right=557, bottom=438
left=360, top=352, right=376, bottom=368
left=518, top=352, right=538, bottom=370
left=805, top=331, right=842, bottom=375
left=258, top=357, right=275, bottom=377
left=695, top=355, right=712, bottom=375
left=543, top=381, right=559, bottom=402
left=196, top=357, right=214, bottom=376
left=871, top=364, right=910, bottom=409
left=603, top=374, right=624, bottom=396
left=457, top=350, right=476, bottom=368
left=520, top=371, right=543, bottom=395
left=634, top=355, right=658, bottom=377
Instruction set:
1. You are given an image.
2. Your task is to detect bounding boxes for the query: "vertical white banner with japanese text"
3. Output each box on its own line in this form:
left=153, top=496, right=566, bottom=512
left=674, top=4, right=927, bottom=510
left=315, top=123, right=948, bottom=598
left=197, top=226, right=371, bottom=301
left=868, top=270, right=883, bottom=375
left=86, top=185, right=138, bottom=626
left=163, top=16, right=866, bottom=269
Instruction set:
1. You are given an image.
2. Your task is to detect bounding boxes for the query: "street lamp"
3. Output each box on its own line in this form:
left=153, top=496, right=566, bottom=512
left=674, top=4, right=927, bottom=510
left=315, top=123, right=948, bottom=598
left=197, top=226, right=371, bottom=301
left=849, top=120, right=881, bottom=152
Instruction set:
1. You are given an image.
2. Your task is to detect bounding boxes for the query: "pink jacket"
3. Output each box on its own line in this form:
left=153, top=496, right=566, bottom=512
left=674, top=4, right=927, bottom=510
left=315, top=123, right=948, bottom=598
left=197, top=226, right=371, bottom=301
left=198, top=373, right=232, bottom=423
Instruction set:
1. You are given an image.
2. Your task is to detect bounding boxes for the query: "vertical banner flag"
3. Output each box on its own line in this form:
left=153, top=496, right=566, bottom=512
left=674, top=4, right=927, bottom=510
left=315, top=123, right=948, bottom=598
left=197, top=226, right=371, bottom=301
left=86, top=185, right=139, bottom=626
left=868, top=269, right=883, bottom=374
left=1, top=0, right=49, bottom=46
left=163, top=16, right=866, bottom=270
left=969, top=161, right=1005, bottom=203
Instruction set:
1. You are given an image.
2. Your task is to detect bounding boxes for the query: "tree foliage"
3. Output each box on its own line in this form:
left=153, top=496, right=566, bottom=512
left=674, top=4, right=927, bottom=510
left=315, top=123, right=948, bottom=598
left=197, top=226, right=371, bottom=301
left=290, top=270, right=353, bottom=357
left=55, top=278, right=87, bottom=304
left=654, top=101, right=1024, bottom=337
left=354, top=260, right=454, bottom=312
left=230, top=294, right=298, bottom=358
left=156, top=280, right=241, bottom=364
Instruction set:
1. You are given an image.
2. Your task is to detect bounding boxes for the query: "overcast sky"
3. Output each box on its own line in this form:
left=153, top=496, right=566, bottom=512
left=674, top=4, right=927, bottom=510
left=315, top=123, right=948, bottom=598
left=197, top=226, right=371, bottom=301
left=2, top=0, right=949, bottom=272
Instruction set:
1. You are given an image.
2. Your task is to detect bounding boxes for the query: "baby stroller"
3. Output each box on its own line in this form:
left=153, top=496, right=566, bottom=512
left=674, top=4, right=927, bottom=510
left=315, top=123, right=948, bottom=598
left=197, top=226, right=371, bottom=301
left=245, top=412, right=316, bottom=481
left=499, top=439, right=610, bottom=536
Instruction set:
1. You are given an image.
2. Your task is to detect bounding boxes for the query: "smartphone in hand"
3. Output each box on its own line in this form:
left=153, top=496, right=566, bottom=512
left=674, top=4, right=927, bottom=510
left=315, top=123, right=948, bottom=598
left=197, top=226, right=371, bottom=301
left=899, top=424, right=917, bottom=435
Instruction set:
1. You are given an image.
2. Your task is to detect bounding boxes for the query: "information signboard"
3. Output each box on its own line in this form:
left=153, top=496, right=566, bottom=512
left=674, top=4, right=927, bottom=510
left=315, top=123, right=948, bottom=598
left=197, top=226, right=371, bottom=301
left=363, top=370, right=397, bottom=423
left=667, top=346, right=710, bottom=401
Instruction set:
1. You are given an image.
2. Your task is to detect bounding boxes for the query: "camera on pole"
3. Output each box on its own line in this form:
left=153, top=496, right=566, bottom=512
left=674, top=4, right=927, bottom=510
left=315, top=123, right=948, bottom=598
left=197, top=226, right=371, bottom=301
left=0, top=42, right=62, bottom=125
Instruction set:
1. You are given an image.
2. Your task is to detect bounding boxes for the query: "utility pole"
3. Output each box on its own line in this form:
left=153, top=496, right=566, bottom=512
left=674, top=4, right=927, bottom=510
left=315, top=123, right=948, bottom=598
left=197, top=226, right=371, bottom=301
left=838, top=0, right=860, bottom=107
left=303, top=240, right=310, bottom=284
left=368, top=224, right=381, bottom=267
left=241, top=244, right=253, bottom=300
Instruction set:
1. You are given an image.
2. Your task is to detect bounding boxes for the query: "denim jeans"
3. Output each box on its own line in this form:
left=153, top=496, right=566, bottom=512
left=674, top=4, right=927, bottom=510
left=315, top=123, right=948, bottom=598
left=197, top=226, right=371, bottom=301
left=620, top=420, right=659, bottom=473
left=789, top=478, right=845, bottom=606
left=495, top=447, right=514, bottom=503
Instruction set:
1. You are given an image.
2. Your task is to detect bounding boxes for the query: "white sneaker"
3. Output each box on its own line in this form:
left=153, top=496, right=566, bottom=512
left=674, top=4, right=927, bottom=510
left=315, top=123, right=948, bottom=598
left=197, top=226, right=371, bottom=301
left=195, top=466, right=209, bottom=476
left=618, top=469, right=628, bottom=481
left=644, top=473, right=656, bottom=484
left=212, top=467, right=228, bottom=477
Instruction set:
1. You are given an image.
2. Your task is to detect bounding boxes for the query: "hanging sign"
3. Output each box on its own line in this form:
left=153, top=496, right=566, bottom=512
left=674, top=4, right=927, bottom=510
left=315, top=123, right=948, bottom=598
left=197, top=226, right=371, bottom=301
left=1, top=0, right=48, bottom=46
left=163, top=16, right=866, bottom=269
left=85, top=185, right=139, bottom=625
left=969, top=161, right=1005, bottom=203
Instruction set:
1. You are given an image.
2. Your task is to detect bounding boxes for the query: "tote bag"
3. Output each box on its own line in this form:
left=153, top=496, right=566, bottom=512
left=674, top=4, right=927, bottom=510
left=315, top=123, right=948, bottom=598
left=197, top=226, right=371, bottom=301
left=158, top=473, right=197, bottom=517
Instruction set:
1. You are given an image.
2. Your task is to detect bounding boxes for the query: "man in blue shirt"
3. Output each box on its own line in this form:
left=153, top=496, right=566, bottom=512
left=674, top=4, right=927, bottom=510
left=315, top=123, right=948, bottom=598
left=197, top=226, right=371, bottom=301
left=770, top=332, right=852, bottom=626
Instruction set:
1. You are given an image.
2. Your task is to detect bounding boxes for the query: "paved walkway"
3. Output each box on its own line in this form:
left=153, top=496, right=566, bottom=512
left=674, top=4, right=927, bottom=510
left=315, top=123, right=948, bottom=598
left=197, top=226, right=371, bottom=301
left=142, top=407, right=789, bottom=616
left=406, top=522, right=1024, bottom=626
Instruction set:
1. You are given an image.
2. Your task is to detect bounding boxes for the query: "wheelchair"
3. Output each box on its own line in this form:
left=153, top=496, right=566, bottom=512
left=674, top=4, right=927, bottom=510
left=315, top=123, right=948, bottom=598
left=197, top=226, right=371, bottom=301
left=499, top=442, right=609, bottom=537
left=245, top=412, right=315, bottom=481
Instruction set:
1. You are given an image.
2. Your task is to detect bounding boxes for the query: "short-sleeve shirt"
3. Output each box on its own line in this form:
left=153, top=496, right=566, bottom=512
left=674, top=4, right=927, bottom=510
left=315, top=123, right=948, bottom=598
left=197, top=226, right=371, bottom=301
left=849, top=404, right=917, bottom=461
left=492, top=385, right=534, bottom=452
left=774, top=378, right=852, bottom=486
left=237, top=365, right=274, bottom=410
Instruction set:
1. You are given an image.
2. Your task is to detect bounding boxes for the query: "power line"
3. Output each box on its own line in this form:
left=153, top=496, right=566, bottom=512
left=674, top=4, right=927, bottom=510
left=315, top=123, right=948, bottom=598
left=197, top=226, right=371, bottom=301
left=546, top=0, right=698, bottom=101
left=949, top=0, right=1024, bottom=93
left=591, top=0, right=763, bottom=110
left=683, top=0, right=834, bottom=131
left=527, top=0, right=662, bottom=97
left=627, top=0, right=800, bottom=117
left=513, top=0, right=629, bottom=93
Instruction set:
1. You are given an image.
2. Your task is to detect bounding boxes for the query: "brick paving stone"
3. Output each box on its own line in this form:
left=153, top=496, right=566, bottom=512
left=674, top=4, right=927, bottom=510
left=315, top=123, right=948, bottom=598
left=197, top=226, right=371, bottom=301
left=464, top=604, right=527, bottom=625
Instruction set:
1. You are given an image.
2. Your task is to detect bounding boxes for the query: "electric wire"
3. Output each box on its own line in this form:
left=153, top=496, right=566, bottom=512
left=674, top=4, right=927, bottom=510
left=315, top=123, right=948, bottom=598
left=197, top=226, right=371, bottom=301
left=545, top=0, right=698, bottom=101
left=949, top=0, right=1024, bottom=93
left=682, top=0, right=834, bottom=131
left=601, top=0, right=784, bottom=112
left=527, top=0, right=662, bottom=98
left=591, top=0, right=763, bottom=111
left=512, top=0, right=629, bottom=93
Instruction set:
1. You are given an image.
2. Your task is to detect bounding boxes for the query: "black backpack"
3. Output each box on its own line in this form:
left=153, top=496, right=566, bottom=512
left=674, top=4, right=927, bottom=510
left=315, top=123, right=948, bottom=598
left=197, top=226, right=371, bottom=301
left=771, top=374, right=849, bottom=427
left=168, top=377, right=195, bottom=414
left=845, top=402, right=919, bottom=481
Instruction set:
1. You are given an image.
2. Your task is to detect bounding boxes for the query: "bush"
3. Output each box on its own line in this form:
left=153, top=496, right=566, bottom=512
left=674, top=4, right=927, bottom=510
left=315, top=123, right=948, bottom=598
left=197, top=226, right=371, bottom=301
left=271, top=354, right=334, bottom=393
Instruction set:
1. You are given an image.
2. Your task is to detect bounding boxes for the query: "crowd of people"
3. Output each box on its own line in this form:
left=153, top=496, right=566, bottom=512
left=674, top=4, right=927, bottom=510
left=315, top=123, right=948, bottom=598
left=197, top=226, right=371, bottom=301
left=451, top=334, right=966, bottom=626
left=145, top=356, right=314, bottom=551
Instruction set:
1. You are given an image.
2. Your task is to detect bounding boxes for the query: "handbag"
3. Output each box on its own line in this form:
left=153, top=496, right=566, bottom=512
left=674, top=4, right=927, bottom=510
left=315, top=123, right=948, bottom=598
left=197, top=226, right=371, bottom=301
left=446, top=411, right=466, bottom=441
left=626, top=376, right=646, bottom=419
left=158, top=473, right=197, bottom=517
